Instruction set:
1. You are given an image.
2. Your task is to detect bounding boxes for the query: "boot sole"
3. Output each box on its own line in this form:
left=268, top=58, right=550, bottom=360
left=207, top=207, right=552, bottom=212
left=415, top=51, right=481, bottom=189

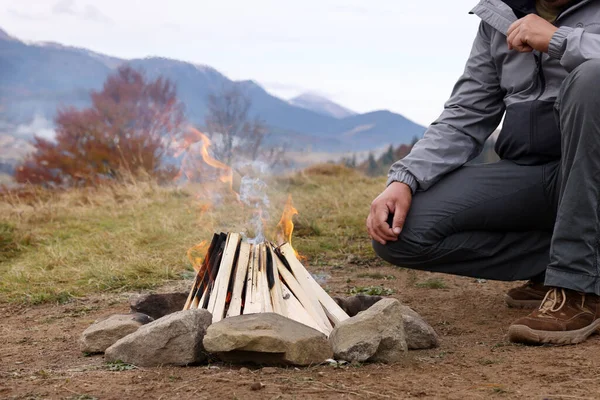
left=504, top=295, right=543, bottom=309
left=508, top=320, right=600, bottom=345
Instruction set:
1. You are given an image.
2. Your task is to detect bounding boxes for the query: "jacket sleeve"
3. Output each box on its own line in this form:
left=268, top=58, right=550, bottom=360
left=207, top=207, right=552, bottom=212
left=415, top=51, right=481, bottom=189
left=387, top=22, right=506, bottom=193
left=549, top=26, right=600, bottom=72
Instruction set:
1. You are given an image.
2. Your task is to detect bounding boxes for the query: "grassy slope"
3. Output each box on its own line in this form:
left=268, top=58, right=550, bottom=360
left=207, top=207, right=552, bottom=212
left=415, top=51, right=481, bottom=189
left=0, top=166, right=385, bottom=304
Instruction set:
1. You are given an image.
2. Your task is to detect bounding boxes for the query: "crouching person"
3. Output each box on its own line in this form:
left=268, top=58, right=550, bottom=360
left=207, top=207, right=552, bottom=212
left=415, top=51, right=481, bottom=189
left=367, top=0, right=600, bottom=345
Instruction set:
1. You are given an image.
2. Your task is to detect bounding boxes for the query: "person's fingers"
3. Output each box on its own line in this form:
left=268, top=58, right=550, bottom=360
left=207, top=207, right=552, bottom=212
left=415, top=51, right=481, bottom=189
left=391, top=201, right=408, bottom=235
left=368, top=203, right=389, bottom=245
left=367, top=208, right=385, bottom=244
left=366, top=213, right=375, bottom=239
left=507, top=18, right=523, bottom=38
left=517, top=44, right=534, bottom=52
left=372, top=204, right=397, bottom=243
left=507, top=25, right=521, bottom=50
left=508, top=25, right=534, bottom=53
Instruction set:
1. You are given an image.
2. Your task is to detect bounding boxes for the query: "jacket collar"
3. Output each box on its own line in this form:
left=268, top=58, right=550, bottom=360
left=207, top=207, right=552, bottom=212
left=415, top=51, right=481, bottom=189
left=501, top=0, right=587, bottom=16
left=500, top=0, right=535, bottom=16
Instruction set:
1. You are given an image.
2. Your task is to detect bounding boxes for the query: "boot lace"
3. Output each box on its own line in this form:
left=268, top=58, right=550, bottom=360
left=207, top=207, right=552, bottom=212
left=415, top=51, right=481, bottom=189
left=539, top=288, right=567, bottom=314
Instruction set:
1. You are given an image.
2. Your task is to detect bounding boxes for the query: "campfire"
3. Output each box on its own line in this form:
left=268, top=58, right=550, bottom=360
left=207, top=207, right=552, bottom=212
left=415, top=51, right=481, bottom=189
left=183, top=233, right=349, bottom=335
left=78, top=127, right=438, bottom=369
left=174, top=127, right=349, bottom=335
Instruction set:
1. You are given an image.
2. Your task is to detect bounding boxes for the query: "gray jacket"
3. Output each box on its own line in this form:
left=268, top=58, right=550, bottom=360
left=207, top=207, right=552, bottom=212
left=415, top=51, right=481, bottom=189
left=389, top=0, right=600, bottom=193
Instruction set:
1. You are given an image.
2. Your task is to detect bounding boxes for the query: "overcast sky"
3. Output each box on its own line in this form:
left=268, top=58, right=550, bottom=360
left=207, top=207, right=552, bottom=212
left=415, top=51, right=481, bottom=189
left=0, top=0, right=482, bottom=126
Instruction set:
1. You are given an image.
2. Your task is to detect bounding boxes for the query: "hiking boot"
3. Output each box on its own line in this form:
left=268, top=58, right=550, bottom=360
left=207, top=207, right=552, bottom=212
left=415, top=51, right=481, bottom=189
left=508, top=288, right=600, bottom=345
left=504, top=281, right=548, bottom=309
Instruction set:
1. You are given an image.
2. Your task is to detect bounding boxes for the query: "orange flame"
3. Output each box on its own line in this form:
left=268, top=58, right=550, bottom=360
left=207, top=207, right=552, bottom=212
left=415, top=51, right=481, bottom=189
left=187, top=240, right=209, bottom=272
left=276, top=194, right=298, bottom=249
left=174, top=127, right=234, bottom=191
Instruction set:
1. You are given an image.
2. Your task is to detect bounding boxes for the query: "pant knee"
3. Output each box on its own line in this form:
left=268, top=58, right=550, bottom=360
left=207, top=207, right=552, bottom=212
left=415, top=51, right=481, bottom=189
left=560, top=60, right=600, bottom=106
left=571, top=59, right=600, bottom=83
left=372, top=235, right=423, bottom=267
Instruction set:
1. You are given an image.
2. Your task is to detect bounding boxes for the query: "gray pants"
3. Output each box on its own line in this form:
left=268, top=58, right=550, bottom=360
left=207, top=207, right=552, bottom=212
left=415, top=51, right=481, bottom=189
left=373, top=60, right=600, bottom=296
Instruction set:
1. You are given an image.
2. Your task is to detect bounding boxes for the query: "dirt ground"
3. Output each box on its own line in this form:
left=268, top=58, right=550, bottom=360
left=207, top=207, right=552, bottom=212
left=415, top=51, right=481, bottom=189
left=2, top=265, right=600, bottom=400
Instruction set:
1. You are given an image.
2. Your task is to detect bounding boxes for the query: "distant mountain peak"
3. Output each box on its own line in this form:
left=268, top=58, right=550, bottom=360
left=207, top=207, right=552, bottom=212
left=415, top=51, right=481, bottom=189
left=289, top=92, right=356, bottom=119
left=0, top=27, right=18, bottom=42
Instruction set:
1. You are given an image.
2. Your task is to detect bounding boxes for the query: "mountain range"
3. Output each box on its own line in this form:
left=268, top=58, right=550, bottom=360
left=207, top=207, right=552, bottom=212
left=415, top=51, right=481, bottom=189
left=0, top=27, right=425, bottom=168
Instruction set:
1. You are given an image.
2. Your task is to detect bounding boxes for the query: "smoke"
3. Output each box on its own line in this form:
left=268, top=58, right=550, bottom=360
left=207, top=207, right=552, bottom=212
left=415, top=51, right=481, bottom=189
left=236, top=159, right=274, bottom=244
left=239, top=176, right=270, bottom=244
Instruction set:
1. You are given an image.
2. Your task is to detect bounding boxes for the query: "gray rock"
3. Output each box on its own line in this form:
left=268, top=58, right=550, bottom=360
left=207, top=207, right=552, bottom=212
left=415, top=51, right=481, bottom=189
left=203, top=313, right=333, bottom=366
left=333, top=295, right=383, bottom=317
left=329, top=298, right=407, bottom=363
left=129, top=292, right=188, bottom=320
left=79, top=313, right=153, bottom=354
left=105, top=309, right=212, bottom=367
left=399, top=305, right=439, bottom=350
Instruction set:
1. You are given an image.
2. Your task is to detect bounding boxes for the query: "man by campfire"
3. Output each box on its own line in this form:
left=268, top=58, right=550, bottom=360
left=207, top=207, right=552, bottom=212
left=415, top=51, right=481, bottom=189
left=367, top=0, right=600, bottom=345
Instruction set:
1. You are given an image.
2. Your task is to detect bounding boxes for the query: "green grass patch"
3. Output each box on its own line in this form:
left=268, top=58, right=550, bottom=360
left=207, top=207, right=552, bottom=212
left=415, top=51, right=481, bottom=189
left=349, top=285, right=394, bottom=296
left=106, top=360, right=137, bottom=371
left=356, top=272, right=396, bottom=280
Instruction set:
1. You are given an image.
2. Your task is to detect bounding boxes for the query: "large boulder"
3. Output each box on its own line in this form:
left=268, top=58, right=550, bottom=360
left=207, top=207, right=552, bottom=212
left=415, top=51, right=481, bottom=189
left=129, top=292, right=188, bottom=320
left=399, top=305, right=439, bottom=350
left=79, top=313, right=153, bottom=354
left=203, top=313, right=333, bottom=366
left=329, top=298, right=407, bottom=363
left=105, top=309, right=212, bottom=367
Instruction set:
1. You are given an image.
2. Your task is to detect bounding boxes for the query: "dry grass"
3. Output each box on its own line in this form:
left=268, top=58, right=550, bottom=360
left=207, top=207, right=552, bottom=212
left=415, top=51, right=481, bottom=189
left=0, top=167, right=386, bottom=304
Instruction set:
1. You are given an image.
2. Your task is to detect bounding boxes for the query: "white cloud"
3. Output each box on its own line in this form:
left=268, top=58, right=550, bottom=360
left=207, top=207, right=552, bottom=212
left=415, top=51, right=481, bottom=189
left=9, top=0, right=112, bottom=24
left=82, top=4, right=112, bottom=24
left=52, top=0, right=76, bottom=15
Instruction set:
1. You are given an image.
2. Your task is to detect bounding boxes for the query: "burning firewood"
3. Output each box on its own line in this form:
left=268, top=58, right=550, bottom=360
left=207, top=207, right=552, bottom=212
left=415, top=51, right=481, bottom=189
left=183, top=232, right=349, bottom=336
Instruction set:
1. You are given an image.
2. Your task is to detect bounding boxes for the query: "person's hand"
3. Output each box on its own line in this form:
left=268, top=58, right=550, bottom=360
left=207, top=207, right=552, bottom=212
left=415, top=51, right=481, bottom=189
left=507, top=14, right=558, bottom=53
left=367, top=182, right=413, bottom=245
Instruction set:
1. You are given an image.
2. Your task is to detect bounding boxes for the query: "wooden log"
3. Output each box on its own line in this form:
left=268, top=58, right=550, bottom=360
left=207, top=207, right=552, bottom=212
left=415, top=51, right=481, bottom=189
left=193, top=233, right=226, bottom=309
left=183, top=233, right=219, bottom=310
left=274, top=250, right=332, bottom=334
left=243, top=244, right=261, bottom=314
left=267, top=244, right=286, bottom=317
left=259, top=244, right=274, bottom=313
left=198, top=233, right=228, bottom=309
left=226, top=242, right=251, bottom=318
left=197, top=287, right=206, bottom=309
left=209, top=233, right=242, bottom=322
left=199, top=233, right=228, bottom=309
left=281, top=283, right=325, bottom=334
left=278, top=243, right=349, bottom=326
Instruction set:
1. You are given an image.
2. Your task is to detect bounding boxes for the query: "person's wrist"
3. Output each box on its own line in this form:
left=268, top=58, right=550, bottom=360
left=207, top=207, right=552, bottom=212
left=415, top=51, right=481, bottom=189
left=386, top=170, right=417, bottom=194
left=390, top=181, right=411, bottom=191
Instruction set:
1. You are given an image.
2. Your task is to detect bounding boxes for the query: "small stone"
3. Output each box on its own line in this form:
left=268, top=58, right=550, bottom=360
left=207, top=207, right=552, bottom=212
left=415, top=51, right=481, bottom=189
left=105, top=309, right=212, bottom=367
left=203, top=313, right=333, bottom=366
left=130, top=292, right=188, bottom=320
left=317, top=372, right=326, bottom=377
left=329, top=298, right=407, bottom=363
left=239, top=367, right=250, bottom=373
left=261, top=367, right=278, bottom=374
left=79, top=313, right=153, bottom=353
left=250, top=382, right=264, bottom=391
left=333, top=295, right=383, bottom=317
left=398, top=305, right=439, bottom=350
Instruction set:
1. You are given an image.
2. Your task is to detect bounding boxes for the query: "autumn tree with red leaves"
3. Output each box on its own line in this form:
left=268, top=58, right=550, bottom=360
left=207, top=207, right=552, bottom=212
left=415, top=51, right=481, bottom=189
left=15, top=66, right=185, bottom=186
